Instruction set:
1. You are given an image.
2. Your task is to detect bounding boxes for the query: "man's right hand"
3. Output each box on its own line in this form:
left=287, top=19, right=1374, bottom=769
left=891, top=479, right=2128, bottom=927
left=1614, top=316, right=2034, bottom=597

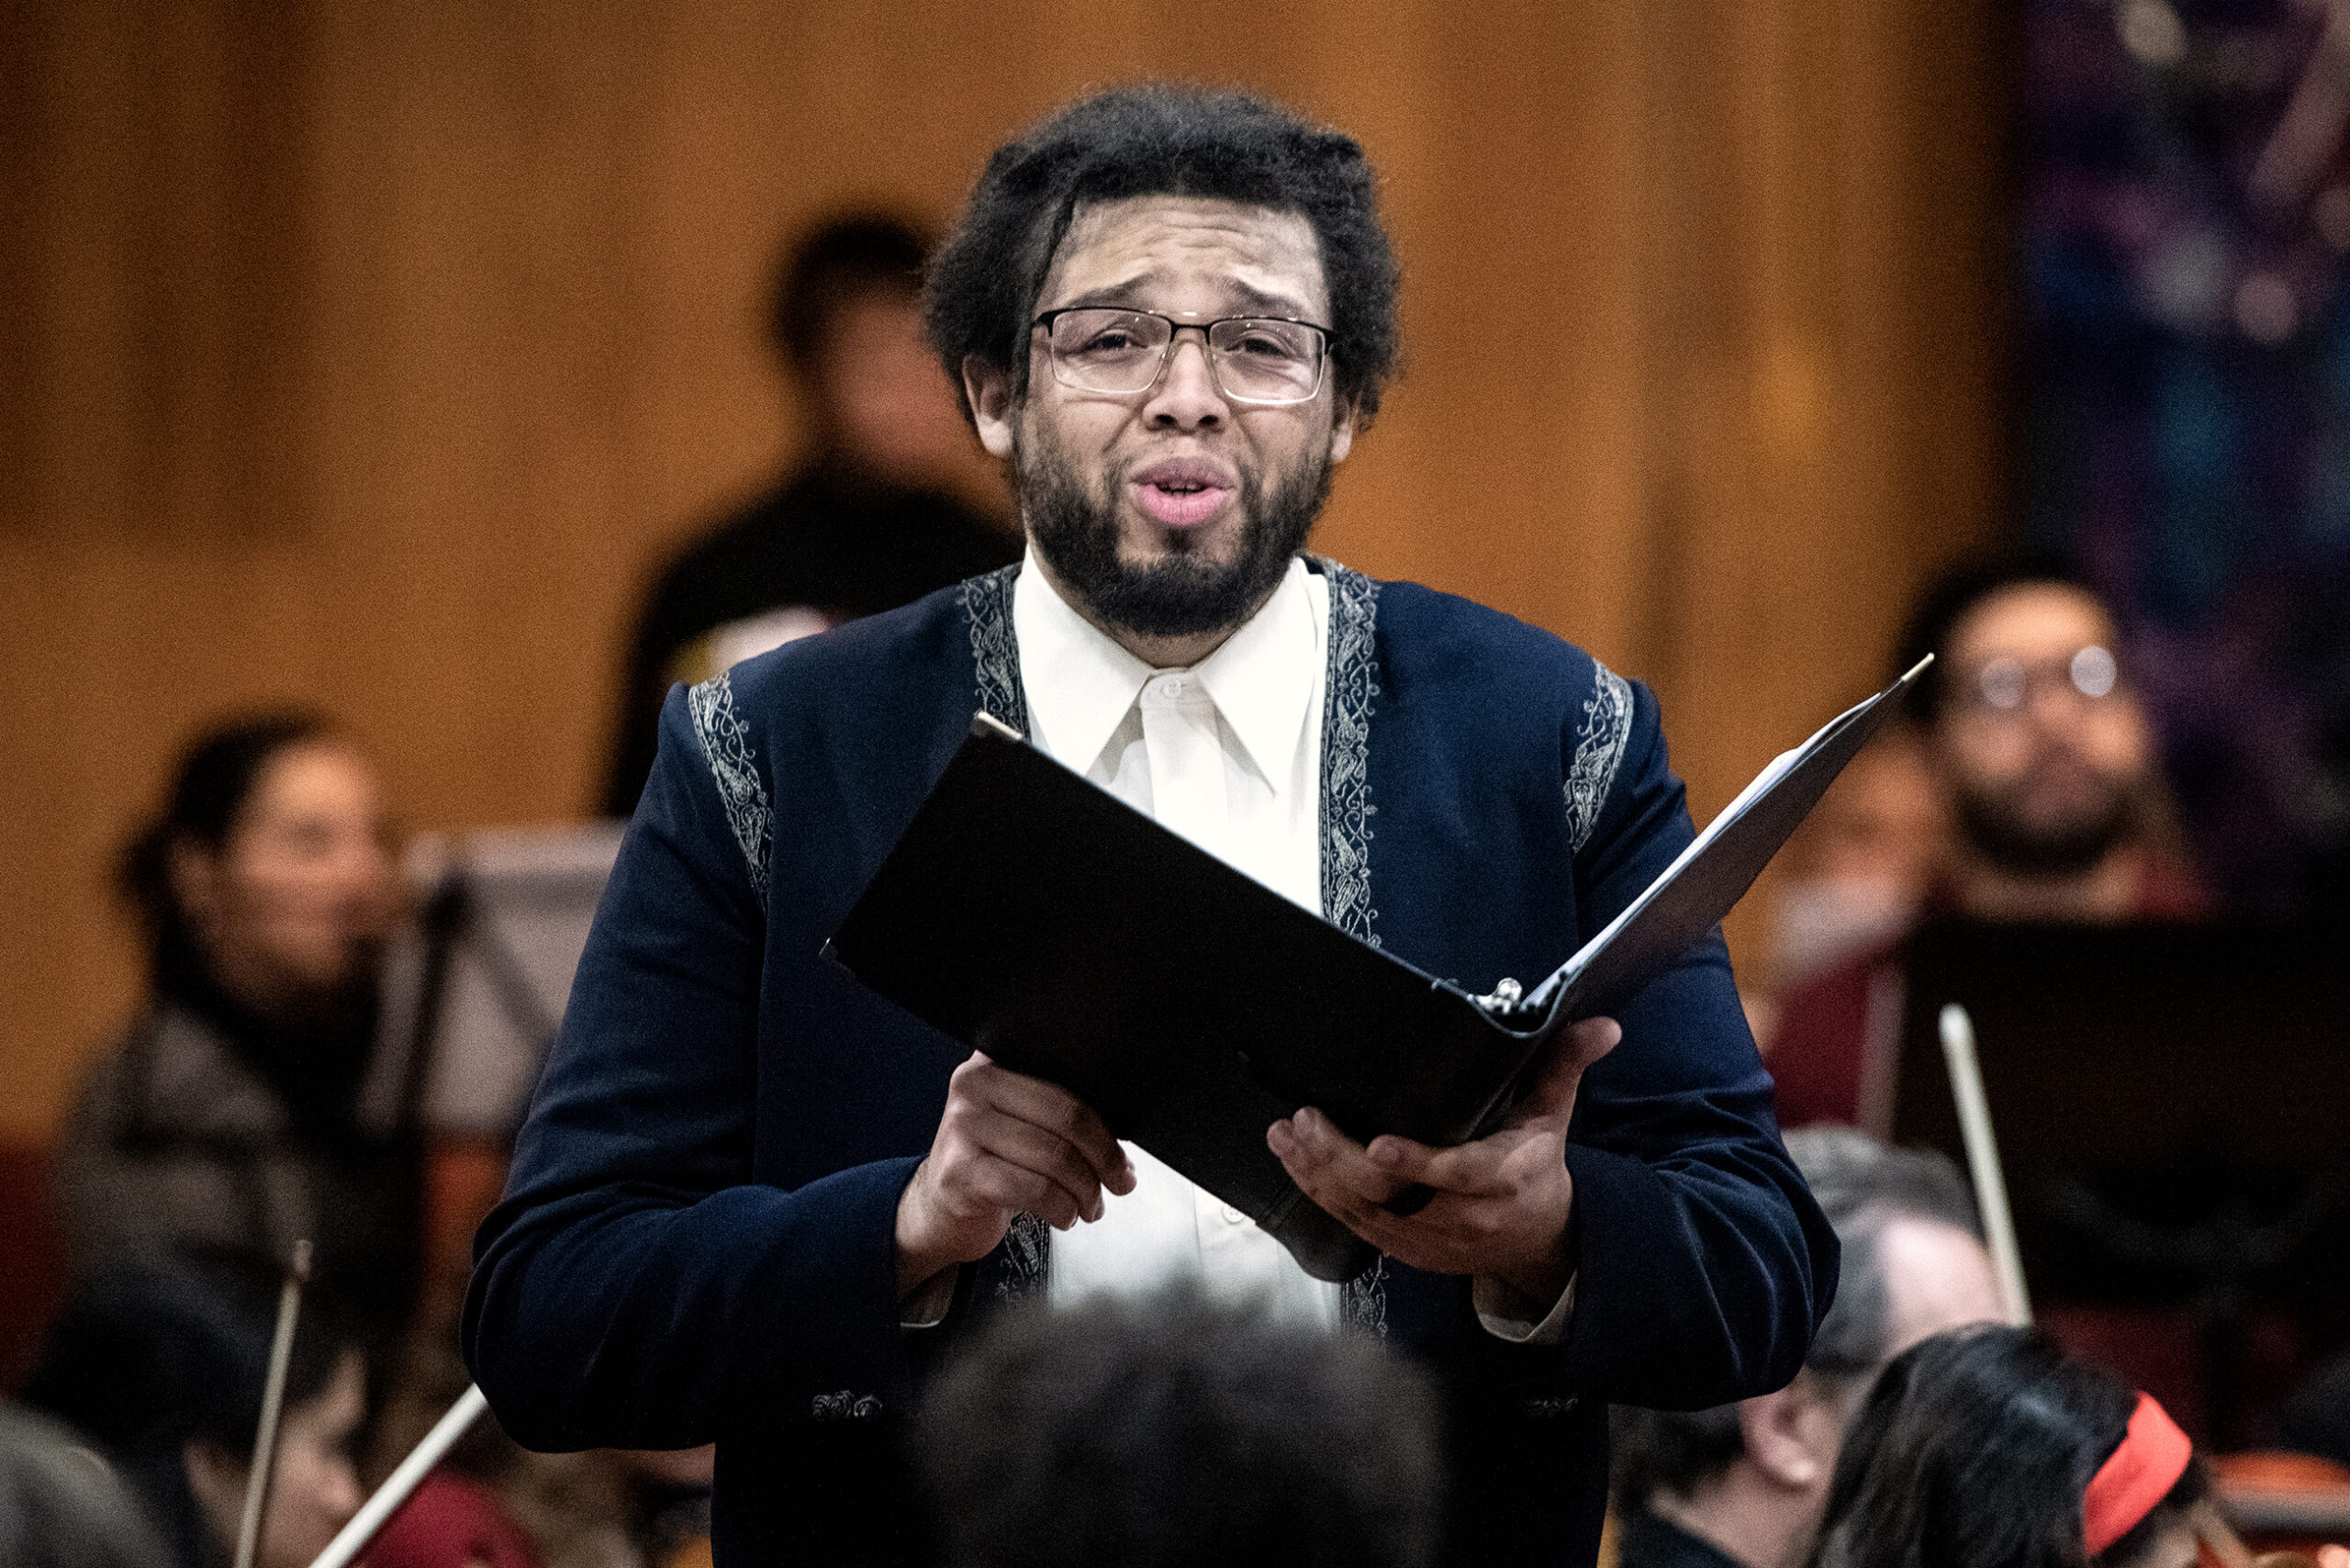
left=894, top=1050, right=1136, bottom=1300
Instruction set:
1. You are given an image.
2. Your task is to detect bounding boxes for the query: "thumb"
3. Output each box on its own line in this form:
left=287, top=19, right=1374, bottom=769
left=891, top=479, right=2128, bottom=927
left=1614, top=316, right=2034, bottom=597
left=1506, top=1016, right=1620, bottom=1130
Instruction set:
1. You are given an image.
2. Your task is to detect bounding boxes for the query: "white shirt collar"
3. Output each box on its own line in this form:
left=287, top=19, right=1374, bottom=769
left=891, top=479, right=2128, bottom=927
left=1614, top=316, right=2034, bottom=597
left=1012, top=548, right=1326, bottom=793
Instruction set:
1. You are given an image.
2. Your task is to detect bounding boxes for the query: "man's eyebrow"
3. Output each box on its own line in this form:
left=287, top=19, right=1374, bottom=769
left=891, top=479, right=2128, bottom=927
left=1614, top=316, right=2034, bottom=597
left=1222, top=279, right=1315, bottom=319
left=1051, top=274, right=1319, bottom=319
left=1057, top=275, right=1158, bottom=309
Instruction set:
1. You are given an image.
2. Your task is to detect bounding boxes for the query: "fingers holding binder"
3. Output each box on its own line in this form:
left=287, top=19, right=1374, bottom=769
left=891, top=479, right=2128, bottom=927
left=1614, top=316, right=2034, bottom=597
left=894, top=1050, right=1137, bottom=1299
left=1266, top=1017, right=1621, bottom=1306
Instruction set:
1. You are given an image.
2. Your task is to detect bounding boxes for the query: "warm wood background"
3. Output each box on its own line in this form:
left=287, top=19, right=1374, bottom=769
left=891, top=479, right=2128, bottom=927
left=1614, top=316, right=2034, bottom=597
left=0, top=0, right=2006, bottom=1145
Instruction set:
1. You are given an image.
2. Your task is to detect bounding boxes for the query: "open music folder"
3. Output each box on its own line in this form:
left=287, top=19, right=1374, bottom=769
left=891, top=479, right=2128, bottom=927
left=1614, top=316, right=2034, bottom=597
left=827, top=656, right=1930, bottom=1282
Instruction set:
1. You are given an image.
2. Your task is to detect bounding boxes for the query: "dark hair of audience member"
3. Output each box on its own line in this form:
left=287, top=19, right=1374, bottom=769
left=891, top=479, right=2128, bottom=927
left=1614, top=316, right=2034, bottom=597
left=1806, top=1325, right=2206, bottom=1568
left=19, top=1260, right=358, bottom=1566
left=1614, top=1128, right=1981, bottom=1512
left=767, top=212, right=935, bottom=376
left=1892, top=551, right=2094, bottom=722
left=118, top=709, right=341, bottom=991
left=914, top=1290, right=1444, bottom=1568
left=923, top=83, right=1402, bottom=422
left=0, top=1404, right=173, bottom=1568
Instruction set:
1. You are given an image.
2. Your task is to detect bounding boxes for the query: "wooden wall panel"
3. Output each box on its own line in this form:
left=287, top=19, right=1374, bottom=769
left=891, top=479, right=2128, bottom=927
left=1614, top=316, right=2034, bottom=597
left=0, top=0, right=2004, bottom=1142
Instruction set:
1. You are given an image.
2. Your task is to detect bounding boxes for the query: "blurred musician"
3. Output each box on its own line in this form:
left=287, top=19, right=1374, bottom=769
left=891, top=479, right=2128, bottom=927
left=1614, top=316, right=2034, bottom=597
left=600, top=214, right=1020, bottom=817
left=0, top=1403, right=171, bottom=1568
left=53, top=713, right=422, bottom=1352
left=468, top=84, right=1835, bottom=1568
left=1804, top=1325, right=2348, bottom=1568
left=22, top=1262, right=366, bottom=1568
left=1614, top=1129, right=2004, bottom=1568
left=1769, top=557, right=2209, bottom=1128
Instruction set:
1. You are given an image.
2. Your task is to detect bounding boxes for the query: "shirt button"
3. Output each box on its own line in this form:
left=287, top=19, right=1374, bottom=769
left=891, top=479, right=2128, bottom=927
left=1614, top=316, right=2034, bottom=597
left=1222, top=1204, right=1248, bottom=1225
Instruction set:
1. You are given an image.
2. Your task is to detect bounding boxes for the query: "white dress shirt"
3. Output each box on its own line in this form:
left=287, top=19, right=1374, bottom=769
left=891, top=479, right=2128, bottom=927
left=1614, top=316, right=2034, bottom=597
left=1009, top=551, right=1574, bottom=1343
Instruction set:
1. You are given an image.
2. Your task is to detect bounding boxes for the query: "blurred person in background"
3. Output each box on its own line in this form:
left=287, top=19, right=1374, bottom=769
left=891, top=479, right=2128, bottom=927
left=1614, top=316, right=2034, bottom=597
left=1767, top=556, right=2208, bottom=1127
left=20, top=1263, right=366, bottom=1568
left=1801, top=1325, right=2348, bottom=1568
left=1613, top=1128, right=2005, bottom=1568
left=0, top=1402, right=172, bottom=1568
left=913, top=1289, right=1443, bottom=1568
left=601, top=213, right=1021, bottom=816
left=52, top=711, right=423, bottom=1356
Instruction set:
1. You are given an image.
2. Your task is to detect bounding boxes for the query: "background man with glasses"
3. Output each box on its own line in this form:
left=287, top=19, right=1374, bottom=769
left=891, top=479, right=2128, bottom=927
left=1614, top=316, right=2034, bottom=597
left=467, top=84, right=1837, bottom=1568
left=1769, top=554, right=2210, bottom=1129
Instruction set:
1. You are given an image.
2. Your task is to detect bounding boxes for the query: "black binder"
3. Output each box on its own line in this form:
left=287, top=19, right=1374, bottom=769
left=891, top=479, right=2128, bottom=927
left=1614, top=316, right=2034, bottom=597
left=827, top=658, right=1928, bottom=1282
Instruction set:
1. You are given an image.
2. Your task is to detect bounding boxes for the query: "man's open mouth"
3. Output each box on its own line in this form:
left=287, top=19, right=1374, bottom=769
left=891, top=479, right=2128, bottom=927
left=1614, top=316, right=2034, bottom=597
left=1128, top=459, right=1237, bottom=528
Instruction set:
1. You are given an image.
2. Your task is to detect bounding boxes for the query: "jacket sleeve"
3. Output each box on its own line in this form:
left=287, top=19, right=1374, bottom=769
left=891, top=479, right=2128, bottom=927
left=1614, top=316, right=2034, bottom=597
left=463, top=685, right=920, bottom=1451
left=1551, top=678, right=1839, bottom=1408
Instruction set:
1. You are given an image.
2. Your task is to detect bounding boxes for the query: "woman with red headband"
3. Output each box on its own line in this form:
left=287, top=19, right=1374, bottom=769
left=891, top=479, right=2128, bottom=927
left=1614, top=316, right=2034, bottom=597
left=1804, top=1325, right=2347, bottom=1568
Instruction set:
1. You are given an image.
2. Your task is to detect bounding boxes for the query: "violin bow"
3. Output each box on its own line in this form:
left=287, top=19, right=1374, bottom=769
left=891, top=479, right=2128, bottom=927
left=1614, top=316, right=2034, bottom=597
left=1937, top=1004, right=2032, bottom=1326
left=305, top=1383, right=489, bottom=1568
left=234, top=1238, right=312, bottom=1568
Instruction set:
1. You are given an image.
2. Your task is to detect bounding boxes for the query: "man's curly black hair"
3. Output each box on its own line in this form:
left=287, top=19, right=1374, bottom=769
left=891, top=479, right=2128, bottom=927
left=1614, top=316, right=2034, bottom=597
left=924, top=84, right=1402, bottom=425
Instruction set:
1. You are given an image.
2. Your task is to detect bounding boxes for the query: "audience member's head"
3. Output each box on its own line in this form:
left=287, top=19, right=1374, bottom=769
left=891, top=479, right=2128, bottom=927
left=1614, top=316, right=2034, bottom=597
left=22, top=1263, right=366, bottom=1568
left=121, top=711, right=397, bottom=1028
left=1894, top=556, right=2186, bottom=922
left=767, top=212, right=970, bottom=487
left=914, top=1290, right=1443, bottom=1568
left=1614, top=1129, right=2004, bottom=1568
left=1807, top=1326, right=2205, bottom=1568
left=0, top=1404, right=172, bottom=1568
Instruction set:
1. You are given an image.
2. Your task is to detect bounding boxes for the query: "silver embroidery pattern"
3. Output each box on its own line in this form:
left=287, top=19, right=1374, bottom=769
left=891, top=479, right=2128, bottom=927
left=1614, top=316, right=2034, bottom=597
left=687, top=669, right=772, bottom=901
left=1342, top=1255, right=1390, bottom=1338
left=964, top=566, right=1048, bottom=1298
left=1564, top=663, right=1634, bottom=854
left=959, top=566, right=1030, bottom=735
left=994, top=1212, right=1050, bottom=1300
left=811, top=1390, right=883, bottom=1421
left=1314, top=560, right=1389, bottom=1336
left=1317, top=559, right=1382, bottom=946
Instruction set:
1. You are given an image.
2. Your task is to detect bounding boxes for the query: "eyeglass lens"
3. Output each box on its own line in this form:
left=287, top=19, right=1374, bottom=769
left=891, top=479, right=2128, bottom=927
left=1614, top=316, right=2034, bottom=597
left=1044, top=309, right=1324, bottom=403
left=1972, top=645, right=2119, bottom=711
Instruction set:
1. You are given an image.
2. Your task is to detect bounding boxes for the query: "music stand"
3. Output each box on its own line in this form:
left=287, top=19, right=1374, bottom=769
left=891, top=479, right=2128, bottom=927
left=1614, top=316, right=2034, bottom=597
left=1886, top=918, right=2350, bottom=1444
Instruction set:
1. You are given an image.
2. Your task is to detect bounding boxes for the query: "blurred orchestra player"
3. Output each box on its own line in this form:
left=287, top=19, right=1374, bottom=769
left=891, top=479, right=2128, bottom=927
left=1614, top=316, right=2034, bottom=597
left=1802, top=1325, right=2349, bottom=1568
left=1767, top=556, right=2209, bottom=1129
left=22, top=1262, right=368, bottom=1568
left=468, top=84, right=1836, bottom=1568
left=600, top=213, right=1020, bottom=817
left=915, top=1290, right=1444, bottom=1568
left=1613, top=1128, right=2005, bottom=1568
left=52, top=712, right=423, bottom=1355
left=0, top=1403, right=171, bottom=1568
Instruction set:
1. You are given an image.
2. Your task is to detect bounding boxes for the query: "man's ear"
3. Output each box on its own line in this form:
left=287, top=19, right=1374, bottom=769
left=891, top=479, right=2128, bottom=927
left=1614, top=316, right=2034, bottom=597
left=963, top=354, right=1018, bottom=460
left=1736, top=1375, right=1841, bottom=1491
left=1327, top=396, right=1356, bottom=465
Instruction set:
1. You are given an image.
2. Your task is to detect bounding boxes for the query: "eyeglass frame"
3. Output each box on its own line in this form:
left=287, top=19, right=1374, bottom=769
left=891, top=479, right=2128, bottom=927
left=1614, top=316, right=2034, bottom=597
left=1950, top=644, right=2123, bottom=717
left=1028, top=307, right=1334, bottom=405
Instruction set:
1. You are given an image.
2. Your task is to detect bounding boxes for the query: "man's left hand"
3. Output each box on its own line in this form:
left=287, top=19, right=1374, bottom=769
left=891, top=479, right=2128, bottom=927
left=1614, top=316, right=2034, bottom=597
left=1267, top=1015, right=1620, bottom=1306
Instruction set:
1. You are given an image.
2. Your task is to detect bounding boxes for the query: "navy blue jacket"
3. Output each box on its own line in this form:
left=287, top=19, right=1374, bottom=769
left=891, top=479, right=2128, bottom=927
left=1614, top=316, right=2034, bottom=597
left=465, top=562, right=1835, bottom=1567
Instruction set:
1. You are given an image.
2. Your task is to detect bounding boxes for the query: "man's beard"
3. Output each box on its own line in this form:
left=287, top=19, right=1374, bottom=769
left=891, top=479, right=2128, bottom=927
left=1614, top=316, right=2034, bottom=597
left=1016, top=432, right=1332, bottom=640
left=1952, top=775, right=2135, bottom=879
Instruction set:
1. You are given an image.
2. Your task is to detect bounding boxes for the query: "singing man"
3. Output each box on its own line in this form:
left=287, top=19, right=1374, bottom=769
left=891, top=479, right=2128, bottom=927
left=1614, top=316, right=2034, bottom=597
left=466, top=84, right=1837, bottom=1568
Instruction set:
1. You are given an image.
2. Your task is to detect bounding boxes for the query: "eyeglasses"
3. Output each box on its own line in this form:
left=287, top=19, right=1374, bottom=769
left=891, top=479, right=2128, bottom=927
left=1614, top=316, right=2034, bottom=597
left=1954, top=645, right=2121, bottom=715
left=1032, top=308, right=1330, bottom=405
